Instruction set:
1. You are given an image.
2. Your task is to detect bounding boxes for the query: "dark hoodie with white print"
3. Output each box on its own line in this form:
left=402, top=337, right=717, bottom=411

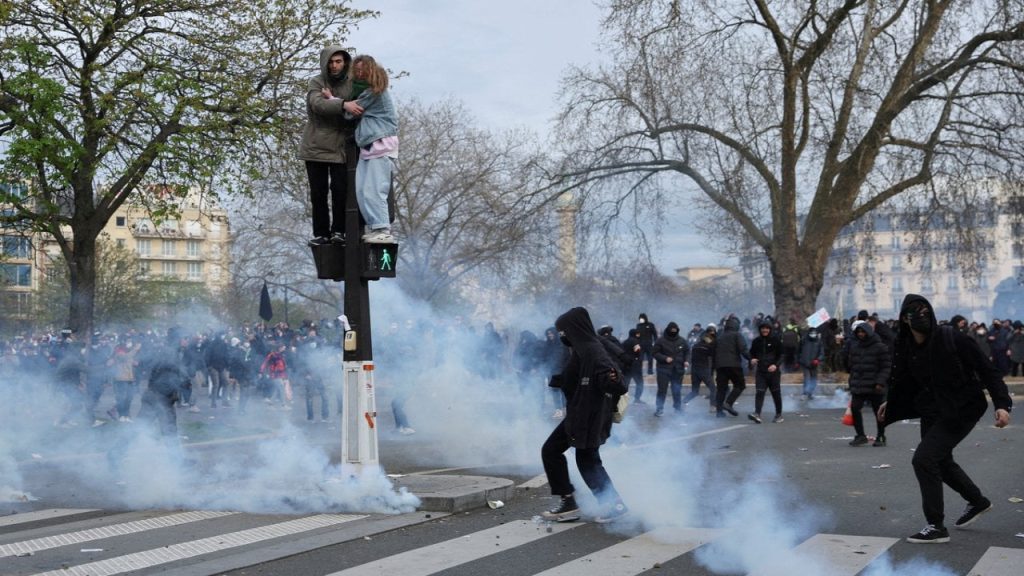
left=653, top=322, right=688, bottom=375
left=749, top=321, right=782, bottom=374
left=846, top=322, right=890, bottom=395
left=885, top=294, right=1012, bottom=425
left=554, top=307, right=620, bottom=449
left=298, top=45, right=355, bottom=163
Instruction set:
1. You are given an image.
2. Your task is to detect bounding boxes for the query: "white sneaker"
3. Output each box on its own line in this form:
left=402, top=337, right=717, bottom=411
left=398, top=427, right=416, bottom=435
left=91, top=419, right=106, bottom=427
left=362, top=229, right=395, bottom=244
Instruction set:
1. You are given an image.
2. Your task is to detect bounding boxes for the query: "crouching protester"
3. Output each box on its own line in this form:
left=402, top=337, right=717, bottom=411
left=541, top=307, right=628, bottom=524
left=107, top=330, right=190, bottom=472
left=879, top=294, right=1012, bottom=544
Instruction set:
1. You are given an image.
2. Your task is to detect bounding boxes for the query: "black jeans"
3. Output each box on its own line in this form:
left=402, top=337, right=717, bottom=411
left=655, top=369, right=684, bottom=412
left=541, top=423, right=620, bottom=505
left=753, top=370, right=782, bottom=416
left=305, top=161, right=347, bottom=238
left=715, top=366, right=746, bottom=408
left=850, top=392, right=885, bottom=437
left=684, top=366, right=715, bottom=406
left=912, top=415, right=984, bottom=527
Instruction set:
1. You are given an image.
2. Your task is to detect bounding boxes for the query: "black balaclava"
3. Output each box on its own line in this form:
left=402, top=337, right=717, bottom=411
left=665, top=322, right=680, bottom=338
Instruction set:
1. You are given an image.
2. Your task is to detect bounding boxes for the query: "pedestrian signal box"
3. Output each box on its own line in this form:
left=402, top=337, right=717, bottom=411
left=310, top=243, right=344, bottom=281
left=363, top=243, right=398, bottom=279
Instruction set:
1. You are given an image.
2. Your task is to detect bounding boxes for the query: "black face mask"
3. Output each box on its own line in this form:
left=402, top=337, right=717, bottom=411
left=559, top=335, right=572, bottom=347
left=667, top=329, right=679, bottom=337
left=907, top=309, right=933, bottom=333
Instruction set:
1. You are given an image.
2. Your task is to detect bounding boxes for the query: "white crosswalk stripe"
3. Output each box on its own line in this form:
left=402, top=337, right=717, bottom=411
left=325, top=519, right=583, bottom=576
left=28, top=514, right=364, bottom=576
left=748, top=534, right=898, bottom=576
left=532, top=526, right=723, bottom=576
left=967, top=546, right=1024, bottom=576
left=0, top=511, right=236, bottom=559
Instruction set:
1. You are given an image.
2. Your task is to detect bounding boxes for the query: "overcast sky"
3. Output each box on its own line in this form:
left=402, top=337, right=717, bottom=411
left=347, top=0, right=731, bottom=272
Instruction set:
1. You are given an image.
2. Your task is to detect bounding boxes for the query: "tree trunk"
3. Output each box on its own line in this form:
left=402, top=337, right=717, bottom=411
left=770, top=248, right=824, bottom=324
left=67, top=231, right=98, bottom=338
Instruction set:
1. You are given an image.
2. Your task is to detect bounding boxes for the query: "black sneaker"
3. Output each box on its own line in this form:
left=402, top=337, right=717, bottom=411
left=653, top=409, right=663, bottom=417
left=906, top=524, right=949, bottom=543
left=595, top=501, right=629, bottom=524
left=849, top=435, right=868, bottom=447
left=723, top=404, right=739, bottom=417
left=716, top=410, right=727, bottom=418
left=330, top=232, right=346, bottom=244
left=308, top=236, right=329, bottom=246
left=747, top=413, right=762, bottom=424
left=954, top=499, right=992, bottom=528
left=541, top=495, right=580, bottom=523
left=772, top=415, right=784, bottom=423
left=872, top=435, right=886, bottom=447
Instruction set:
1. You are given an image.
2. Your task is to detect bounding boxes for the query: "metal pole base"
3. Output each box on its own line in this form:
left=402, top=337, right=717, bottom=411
left=340, top=360, right=380, bottom=472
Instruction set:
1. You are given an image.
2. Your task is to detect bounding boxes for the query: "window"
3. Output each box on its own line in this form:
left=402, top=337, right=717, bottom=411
left=116, top=216, right=126, bottom=227
left=162, top=261, right=176, bottom=276
left=891, top=235, right=902, bottom=249
left=0, top=182, right=27, bottom=200
left=891, top=255, right=903, bottom=271
left=1, top=236, right=31, bottom=259
left=893, top=277, right=903, bottom=293
left=186, top=240, right=200, bottom=257
left=136, top=239, right=151, bottom=256
left=947, top=275, right=958, bottom=291
left=187, top=261, right=202, bottom=279
left=160, top=218, right=179, bottom=233
left=139, top=261, right=150, bottom=275
left=116, top=238, right=125, bottom=248
left=0, top=264, right=31, bottom=287
left=162, top=239, right=175, bottom=256
left=921, top=278, right=933, bottom=293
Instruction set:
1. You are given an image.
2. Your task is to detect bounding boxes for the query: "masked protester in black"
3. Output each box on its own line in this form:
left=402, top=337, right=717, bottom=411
left=880, top=294, right=1012, bottom=544
left=541, top=307, right=628, bottom=524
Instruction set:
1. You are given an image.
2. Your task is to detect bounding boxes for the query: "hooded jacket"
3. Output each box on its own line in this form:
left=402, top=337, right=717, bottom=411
left=652, top=322, right=688, bottom=374
left=885, top=294, right=1012, bottom=425
left=845, top=322, right=890, bottom=394
left=715, top=317, right=750, bottom=368
left=690, top=328, right=717, bottom=370
left=298, top=46, right=355, bottom=163
left=554, top=307, right=619, bottom=449
left=749, top=322, right=782, bottom=373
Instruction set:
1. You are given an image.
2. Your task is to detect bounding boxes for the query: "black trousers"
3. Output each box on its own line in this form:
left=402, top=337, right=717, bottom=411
left=850, top=392, right=885, bottom=437
left=625, top=366, right=644, bottom=402
left=715, top=366, right=746, bottom=408
left=753, top=370, right=782, bottom=415
left=912, top=415, right=984, bottom=527
left=305, top=161, right=347, bottom=238
left=541, top=423, right=619, bottom=505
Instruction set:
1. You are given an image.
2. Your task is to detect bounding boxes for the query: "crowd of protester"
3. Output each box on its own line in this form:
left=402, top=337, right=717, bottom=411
left=1, top=307, right=1021, bottom=433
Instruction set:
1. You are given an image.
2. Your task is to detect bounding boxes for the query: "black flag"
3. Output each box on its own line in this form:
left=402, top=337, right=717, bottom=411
left=259, top=281, right=273, bottom=321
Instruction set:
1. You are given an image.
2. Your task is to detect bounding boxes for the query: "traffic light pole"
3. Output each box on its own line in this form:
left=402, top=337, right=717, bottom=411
left=340, top=142, right=379, bottom=470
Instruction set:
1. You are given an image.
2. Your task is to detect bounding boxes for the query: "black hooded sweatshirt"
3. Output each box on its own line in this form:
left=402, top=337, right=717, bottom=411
left=885, top=294, right=1012, bottom=425
left=554, top=307, right=619, bottom=449
left=652, top=322, right=688, bottom=374
left=749, top=321, right=782, bottom=374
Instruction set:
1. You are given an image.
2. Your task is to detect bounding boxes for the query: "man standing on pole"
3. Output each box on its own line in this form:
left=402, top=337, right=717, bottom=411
left=299, top=46, right=363, bottom=247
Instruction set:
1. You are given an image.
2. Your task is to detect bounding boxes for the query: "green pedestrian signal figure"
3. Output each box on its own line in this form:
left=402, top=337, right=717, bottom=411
left=380, top=248, right=393, bottom=271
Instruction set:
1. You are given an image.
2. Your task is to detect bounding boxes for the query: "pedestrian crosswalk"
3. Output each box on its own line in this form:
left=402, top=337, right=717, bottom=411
left=0, top=508, right=1019, bottom=576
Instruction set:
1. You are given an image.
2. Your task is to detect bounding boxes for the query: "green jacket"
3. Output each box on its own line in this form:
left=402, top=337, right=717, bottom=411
left=298, top=45, right=355, bottom=163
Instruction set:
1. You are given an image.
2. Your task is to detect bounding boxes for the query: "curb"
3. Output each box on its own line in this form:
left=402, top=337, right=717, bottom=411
left=390, top=474, right=517, bottom=513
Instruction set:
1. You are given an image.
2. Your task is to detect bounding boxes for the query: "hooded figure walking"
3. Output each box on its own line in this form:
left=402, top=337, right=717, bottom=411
left=879, top=294, right=1012, bottom=544
left=541, top=307, right=628, bottom=523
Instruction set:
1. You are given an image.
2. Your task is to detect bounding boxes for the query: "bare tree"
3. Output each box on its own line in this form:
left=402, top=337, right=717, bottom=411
left=557, top=0, right=1024, bottom=319
left=394, top=98, right=552, bottom=305
left=0, top=0, right=373, bottom=335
